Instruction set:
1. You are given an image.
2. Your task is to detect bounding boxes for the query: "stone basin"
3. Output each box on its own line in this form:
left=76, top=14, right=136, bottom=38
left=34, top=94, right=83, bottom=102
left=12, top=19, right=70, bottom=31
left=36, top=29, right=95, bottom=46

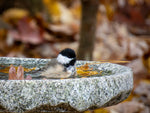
left=0, top=57, right=133, bottom=113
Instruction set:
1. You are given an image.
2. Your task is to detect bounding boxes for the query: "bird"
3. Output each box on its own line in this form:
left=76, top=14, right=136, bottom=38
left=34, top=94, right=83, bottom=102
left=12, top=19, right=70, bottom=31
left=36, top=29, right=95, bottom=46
left=37, top=48, right=77, bottom=79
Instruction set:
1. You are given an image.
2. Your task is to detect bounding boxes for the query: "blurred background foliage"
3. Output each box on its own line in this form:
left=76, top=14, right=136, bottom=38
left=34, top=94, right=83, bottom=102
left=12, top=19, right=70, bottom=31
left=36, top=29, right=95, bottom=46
left=0, top=0, right=150, bottom=113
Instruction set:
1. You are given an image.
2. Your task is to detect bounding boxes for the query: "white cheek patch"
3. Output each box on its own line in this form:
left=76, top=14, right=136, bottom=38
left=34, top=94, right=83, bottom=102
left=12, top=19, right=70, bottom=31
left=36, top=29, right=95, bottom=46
left=57, top=54, right=73, bottom=64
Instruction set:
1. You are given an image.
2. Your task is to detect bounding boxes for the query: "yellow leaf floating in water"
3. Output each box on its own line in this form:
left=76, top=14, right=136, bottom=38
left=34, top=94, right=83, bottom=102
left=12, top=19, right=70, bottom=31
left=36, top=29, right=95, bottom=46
left=76, top=63, right=92, bottom=70
left=76, top=63, right=99, bottom=76
left=24, top=67, right=36, bottom=72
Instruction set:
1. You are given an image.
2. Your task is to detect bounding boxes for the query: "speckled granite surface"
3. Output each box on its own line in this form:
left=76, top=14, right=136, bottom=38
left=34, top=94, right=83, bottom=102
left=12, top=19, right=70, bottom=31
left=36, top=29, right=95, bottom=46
left=0, top=57, right=133, bottom=112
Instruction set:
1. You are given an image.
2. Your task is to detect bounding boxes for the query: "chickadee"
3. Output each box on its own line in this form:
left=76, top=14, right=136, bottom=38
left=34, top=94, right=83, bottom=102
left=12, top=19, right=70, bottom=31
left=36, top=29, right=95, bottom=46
left=39, top=48, right=76, bottom=79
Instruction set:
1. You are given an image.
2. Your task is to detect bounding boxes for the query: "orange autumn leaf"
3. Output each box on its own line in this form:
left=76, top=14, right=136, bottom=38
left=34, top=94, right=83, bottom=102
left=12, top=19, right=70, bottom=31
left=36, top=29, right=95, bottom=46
left=9, top=65, right=17, bottom=80
left=16, top=65, right=24, bottom=80
left=9, top=65, right=32, bottom=80
left=2, top=65, right=36, bottom=73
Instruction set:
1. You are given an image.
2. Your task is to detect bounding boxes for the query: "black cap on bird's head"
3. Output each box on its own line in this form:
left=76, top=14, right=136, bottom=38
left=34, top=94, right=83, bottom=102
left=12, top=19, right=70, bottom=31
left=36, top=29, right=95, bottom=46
left=59, top=48, right=76, bottom=59
left=57, top=48, right=76, bottom=65
left=57, top=48, right=76, bottom=74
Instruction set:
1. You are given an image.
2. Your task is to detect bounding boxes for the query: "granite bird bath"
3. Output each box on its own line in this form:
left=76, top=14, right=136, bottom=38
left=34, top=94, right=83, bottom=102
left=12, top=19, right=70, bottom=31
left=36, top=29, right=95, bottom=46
left=0, top=57, right=133, bottom=113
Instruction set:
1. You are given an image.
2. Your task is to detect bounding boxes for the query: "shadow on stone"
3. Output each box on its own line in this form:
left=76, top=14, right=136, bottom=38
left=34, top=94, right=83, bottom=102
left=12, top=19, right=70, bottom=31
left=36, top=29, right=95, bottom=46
left=25, top=103, right=83, bottom=113
left=0, top=105, right=11, bottom=113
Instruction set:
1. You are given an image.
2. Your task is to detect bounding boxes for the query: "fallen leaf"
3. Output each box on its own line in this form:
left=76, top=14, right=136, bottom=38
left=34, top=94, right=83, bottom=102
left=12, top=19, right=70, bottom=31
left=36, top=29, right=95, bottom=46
left=76, top=63, right=98, bottom=76
left=2, top=8, right=29, bottom=24
left=43, top=0, right=61, bottom=22
left=127, top=58, right=147, bottom=75
left=8, top=65, right=32, bottom=80
left=24, top=67, right=37, bottom=72
left=16, top=65, right=24, bottom=80
left=9, top=65, right=17, bottom=80
left=107, top=101, right=145, bottom=113
left=25, top=75, right=32, bottom=80
left=76, top=63, right=93, bottom=71
left=134, top=81, right=150, bottom=106
left=8, top=17, right=44, bottom=45
left=85, top=108, right=109, bottom=113
left=77, top=70, right=98, bottom=76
